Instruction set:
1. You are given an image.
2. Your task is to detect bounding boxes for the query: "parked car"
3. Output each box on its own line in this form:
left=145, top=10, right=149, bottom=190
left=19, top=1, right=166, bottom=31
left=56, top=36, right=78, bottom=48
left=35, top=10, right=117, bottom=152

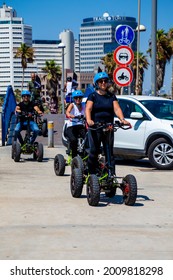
left=114, top=95, right=173, bottom=170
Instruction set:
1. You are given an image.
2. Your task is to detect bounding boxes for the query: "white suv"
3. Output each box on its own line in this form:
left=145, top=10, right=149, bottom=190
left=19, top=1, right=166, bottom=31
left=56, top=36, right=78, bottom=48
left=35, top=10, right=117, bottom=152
left=114, top=95, right=173, bottom=170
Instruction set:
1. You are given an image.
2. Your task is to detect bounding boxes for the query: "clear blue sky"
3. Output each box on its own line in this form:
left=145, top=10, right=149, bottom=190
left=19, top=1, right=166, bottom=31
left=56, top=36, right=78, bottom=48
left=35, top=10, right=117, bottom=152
left=3, top=0, right=173, bottom=93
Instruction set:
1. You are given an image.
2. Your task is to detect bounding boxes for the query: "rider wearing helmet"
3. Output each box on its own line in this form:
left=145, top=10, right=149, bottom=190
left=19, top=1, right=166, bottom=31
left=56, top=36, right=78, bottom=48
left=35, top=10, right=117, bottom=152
left=85, top=71, right=131, bottom=175
left=65, top=90, right=86, bottom=158
left=14, top=90, right=43, bottom=145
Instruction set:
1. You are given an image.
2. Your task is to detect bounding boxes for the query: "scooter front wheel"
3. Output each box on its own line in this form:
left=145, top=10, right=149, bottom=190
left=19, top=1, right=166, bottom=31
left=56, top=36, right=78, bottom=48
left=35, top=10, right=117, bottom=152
left=70, top=168, right=83, bottom=198
left=86, top=174, right=100, bottom=206
left=54, top=154, right=66, bottom=176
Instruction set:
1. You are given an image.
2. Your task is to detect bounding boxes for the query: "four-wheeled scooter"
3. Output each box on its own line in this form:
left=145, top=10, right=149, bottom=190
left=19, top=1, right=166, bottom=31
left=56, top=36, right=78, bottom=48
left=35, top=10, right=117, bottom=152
left=70, top=121, right=138, bottom=206
left=54, top=115, right=86, bottom=176
left=12, top=112, right=44, bottom=162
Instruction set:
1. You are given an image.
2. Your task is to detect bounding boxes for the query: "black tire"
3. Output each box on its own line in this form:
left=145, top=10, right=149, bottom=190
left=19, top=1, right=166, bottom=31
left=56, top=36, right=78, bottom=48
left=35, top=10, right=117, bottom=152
left=71, top=156, right=84, bottom=173
left=11, top=140, right=16, bottom=159
left=70, top=168, right=83, bottom=198
left=42, top=121, right=48, bottom=137
left=13, top=142, right=21, bottom=162
left=33, top=142, right=38, bottom=160
left=54, top=154, right=66, bottom=176
left=148, top=138, right=173, bottom=170
left=86, top=174, right=100, bottom=206
left=122, top=174, right=137, bottom=206
left=37, top=143, right=44, bottom=162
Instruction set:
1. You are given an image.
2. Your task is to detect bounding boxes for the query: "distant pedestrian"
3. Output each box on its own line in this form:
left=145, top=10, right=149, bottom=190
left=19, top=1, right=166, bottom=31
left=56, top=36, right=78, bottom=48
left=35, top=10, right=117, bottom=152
left=49, top=94, right=58, bottom=114
left=28, top=72, right=44, bottom=112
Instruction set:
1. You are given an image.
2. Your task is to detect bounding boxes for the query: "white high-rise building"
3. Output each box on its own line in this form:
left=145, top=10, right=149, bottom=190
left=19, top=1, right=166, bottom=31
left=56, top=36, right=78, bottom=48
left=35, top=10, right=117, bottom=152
left=32, top=39, right=62, bottom=74
left=0, top=3, right=37, bottom=95
left=74, top=39, right=80, bottom=72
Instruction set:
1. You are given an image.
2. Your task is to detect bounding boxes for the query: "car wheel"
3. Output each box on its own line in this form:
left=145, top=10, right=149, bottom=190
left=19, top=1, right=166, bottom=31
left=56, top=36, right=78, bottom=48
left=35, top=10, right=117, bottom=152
left=148, top=138, right=173, bottom=170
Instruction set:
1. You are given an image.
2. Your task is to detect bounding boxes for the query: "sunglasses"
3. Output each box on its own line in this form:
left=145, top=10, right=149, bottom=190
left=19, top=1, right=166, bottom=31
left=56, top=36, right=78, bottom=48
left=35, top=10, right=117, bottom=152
left=22, top=95, right=30, bottom=97
left=98, top=79, right=108, bottom=84
left=74, top=97, right=82, bottom=99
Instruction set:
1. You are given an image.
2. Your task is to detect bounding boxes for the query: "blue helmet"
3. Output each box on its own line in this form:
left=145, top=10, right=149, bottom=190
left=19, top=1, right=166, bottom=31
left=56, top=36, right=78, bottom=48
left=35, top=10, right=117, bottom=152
left=93, top=72, right=109, bottom=86
left=21, top=90, right=31, bottom=97
left=72, top=90, right=84, bottom=100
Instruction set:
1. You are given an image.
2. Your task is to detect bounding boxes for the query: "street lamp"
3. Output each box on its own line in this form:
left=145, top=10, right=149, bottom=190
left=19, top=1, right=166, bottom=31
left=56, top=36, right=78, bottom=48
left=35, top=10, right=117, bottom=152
left=151, top=0, right=157, bottom=96
left=136, top=23, right=146, bottom=94
left=58, top=42, right=66, bottom=114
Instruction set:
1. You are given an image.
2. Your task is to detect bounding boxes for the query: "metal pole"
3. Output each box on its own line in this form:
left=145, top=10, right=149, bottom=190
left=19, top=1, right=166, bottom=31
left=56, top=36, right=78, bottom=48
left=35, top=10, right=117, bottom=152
left=128, top=43, right=132, bottom=95
left=61, top=47, right=65, bottom=114
left=48, top=121, right=54, bottom=147
left=151, top=0, right=157, bottom=96
left=135, top=0, right=141, bottom=95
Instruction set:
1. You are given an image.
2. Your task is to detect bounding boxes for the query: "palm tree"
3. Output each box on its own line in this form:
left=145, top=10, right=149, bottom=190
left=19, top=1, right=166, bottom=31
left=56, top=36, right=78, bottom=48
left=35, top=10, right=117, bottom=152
left=42, top=60, right=61, bottom=98
left=147, top=29, right=173, bottom=93
left=14, top=43, right=34, bottom=89
left=101, top=52, right=121, bottom=94
left=131, top=52, right=149, bottom=94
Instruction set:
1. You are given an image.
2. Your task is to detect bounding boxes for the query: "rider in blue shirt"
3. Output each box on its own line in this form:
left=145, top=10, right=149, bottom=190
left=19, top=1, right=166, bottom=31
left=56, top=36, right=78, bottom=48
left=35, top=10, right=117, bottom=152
left=14, top=90, right=43, bottom=145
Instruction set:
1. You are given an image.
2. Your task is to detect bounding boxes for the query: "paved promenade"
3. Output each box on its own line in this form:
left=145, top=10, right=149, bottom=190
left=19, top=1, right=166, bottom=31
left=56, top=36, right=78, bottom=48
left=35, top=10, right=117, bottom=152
left=0, top=141, right=173, bottom=260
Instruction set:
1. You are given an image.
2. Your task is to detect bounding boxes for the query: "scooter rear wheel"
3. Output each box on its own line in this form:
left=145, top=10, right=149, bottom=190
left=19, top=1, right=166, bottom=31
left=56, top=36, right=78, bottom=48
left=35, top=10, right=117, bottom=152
left=122, top=174, right=137, bottom=206
left=37, top=143, right=43, bottom=162
left=13, top=142, right=21, bottom=162
left=41, top=120, right=48, bottom=137
left=71, top=156, right=84, bottom=173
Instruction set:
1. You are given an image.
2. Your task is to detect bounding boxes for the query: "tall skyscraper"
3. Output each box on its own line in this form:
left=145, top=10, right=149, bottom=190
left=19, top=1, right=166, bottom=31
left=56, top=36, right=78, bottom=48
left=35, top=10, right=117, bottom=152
left=79, top=12, right=137, bottom=72
left=0, top=3, right=37, bottom=95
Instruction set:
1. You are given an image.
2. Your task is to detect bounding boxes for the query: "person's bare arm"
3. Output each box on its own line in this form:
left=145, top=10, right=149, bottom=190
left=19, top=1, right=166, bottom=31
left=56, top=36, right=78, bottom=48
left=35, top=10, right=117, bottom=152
left=15, top=105, right=21, bottom=113
left=85, top=100, right=94, bottom=126
left=66, top=103, right=74, bottom=118
left=113, top=100, right=131, bottom=125
left=34, top=105, right=42, bottom=115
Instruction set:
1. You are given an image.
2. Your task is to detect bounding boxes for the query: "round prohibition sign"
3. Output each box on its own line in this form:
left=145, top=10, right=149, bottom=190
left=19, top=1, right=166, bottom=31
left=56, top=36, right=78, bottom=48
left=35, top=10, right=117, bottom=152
left=113, top=67, right=133, bottom=87
left=113, top=46, right=134, bottom=66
